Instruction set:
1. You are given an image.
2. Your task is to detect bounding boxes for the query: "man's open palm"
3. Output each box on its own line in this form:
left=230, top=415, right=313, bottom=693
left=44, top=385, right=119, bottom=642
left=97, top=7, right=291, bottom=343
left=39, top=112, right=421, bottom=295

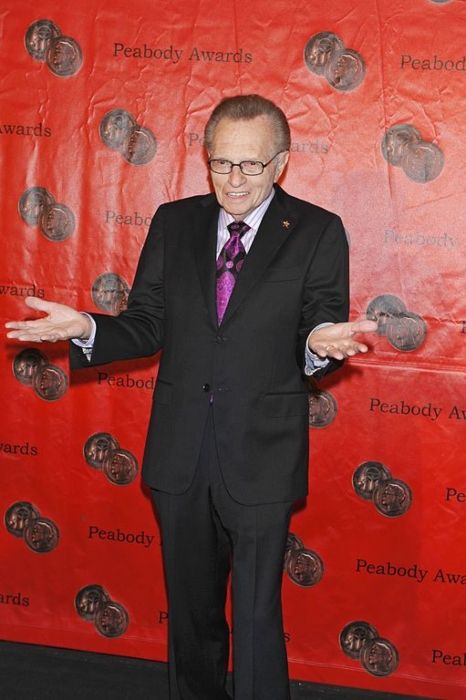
left=309, top=319, right=378, bottom=360
left=5, top=296, right=91, bottom=343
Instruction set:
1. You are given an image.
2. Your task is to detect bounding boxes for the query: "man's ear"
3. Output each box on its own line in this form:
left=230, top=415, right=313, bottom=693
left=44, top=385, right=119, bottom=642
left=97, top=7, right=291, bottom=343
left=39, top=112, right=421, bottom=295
left=274, top=151, right=290, bottom=181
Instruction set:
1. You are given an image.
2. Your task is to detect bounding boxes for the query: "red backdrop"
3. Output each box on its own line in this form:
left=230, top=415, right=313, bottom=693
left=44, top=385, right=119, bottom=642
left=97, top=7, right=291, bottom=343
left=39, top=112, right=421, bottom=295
left=1, top=1, right=465, bottom=698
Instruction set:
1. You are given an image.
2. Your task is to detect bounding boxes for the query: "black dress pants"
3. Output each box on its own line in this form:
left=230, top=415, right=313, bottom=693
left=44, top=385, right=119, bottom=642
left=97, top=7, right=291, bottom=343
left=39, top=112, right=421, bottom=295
left=151, top=409, right=293, bottom=700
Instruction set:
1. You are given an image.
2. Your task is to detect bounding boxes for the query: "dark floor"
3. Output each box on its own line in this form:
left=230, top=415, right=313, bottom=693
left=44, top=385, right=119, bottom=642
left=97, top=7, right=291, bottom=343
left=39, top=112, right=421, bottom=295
left=0, top=640, right=431, bottom=700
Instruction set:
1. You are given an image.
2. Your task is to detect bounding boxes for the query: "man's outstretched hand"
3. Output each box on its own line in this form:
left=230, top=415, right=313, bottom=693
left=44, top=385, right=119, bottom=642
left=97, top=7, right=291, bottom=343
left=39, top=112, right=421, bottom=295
left=5, top=297, right=91, bottom=343
left=308, top=319, right=378, bottom=360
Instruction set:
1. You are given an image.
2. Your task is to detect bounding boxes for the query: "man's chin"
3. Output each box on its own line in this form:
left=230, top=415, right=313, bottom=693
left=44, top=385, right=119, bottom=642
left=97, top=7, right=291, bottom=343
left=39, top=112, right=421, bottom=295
left=223, top=203, right=253, bottom=220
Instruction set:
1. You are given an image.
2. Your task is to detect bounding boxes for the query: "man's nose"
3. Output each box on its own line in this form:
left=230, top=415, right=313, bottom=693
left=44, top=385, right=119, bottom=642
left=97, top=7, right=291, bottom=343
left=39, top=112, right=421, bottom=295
left=228, top=164, right=247, bottom=186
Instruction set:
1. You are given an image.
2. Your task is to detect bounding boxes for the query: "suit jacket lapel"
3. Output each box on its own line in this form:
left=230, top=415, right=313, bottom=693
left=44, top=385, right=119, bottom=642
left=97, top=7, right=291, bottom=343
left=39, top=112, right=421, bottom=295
left=193, top=194, right=219, bottom=329
left=220, top=187, right=297, bottom=327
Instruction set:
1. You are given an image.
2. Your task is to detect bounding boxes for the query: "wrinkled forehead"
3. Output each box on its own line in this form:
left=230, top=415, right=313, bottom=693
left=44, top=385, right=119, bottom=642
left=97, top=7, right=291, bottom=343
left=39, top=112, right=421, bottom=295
left=209, top=116, right=277, bottom=159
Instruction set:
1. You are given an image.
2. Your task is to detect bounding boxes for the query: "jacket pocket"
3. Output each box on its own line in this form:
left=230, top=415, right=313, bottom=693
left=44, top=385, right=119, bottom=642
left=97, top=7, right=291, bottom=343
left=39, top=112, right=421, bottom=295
left=262, top=266, right=301, bottom=282
left=262, top=391, right=308, bottom=417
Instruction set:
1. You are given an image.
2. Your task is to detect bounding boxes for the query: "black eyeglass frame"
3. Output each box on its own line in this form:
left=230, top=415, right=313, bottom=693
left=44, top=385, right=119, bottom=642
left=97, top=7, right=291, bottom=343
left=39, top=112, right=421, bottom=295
left=207, top=150, right=287, bottom=175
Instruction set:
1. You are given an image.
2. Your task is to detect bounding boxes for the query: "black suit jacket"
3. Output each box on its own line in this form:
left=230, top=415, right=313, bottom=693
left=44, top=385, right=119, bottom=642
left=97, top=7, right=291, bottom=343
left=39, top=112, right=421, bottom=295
left=71, top=185, right=349, bottom=504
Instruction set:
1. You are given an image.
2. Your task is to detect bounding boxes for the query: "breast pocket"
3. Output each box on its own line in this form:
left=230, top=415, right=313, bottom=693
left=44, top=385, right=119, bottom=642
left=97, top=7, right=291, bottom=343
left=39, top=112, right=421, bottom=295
left=262, top=266, right=301, bottom=283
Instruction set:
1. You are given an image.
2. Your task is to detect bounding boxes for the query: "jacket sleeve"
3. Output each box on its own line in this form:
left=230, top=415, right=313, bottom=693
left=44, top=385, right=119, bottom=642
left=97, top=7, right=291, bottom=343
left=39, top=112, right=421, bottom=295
left=296, top=213, right=350, bottom=378
left=69, top=204, right=166, bottom=370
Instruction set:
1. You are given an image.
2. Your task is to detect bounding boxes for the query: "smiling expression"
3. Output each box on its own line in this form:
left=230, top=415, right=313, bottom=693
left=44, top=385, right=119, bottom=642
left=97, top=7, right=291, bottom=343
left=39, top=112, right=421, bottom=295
left=208, top=115, right=289, bottom=220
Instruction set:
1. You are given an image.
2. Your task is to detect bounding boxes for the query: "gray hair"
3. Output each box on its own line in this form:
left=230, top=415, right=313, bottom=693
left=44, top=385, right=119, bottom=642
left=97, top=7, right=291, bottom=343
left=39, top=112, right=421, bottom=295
left=204, top=94, right=291, bottom=153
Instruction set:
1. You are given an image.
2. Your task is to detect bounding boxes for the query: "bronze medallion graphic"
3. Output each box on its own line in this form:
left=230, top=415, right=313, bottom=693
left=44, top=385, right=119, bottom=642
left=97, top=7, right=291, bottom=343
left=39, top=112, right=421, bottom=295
left=39, top=202, right=76, bottom=241
left=84, top=433, right=120, bottom=470
left=95, top=601, right=129, bottom=638
left=92, top=273, right=130, bottom=314
left=304, top=32, right=345, bottom=76
left=366, top=294, right=407, bottom=335
left=13, top=348, right=48, bottom=385
left=303, top=32, right=366, bottom=92
left=24, top=516, right=60, bottom=553
left=122, top=125, right=157, bottom=165
left=308, top=389, right=337, bottom=428
left=360, top=637, right=399, bottom=677
left=402, top=140, right=444, bottom=183
left=366, top=295, right=426, bottom=351
left=32, top=364, right=68, bottom=401
left=75, top=584, right=110, bottom=621
left=287, top=548, right=324, bottom=587
left=381, top=125, right=421, bottom=167
left=284, top=532, right=304, bottom=570
left=5, top=501, right=40, bottom=538
left=100, top=109, right=136, bottom=151
left=100, top=110, right=156, bottom=165
left=102, top=448, right=138, bottom=485
left=109, top=288, right=130, bottom=316
left=382, top=124, right=444, bottom=183
left=352, top=461, right=392, bottom=501
left=340, top=621, right=379, bottom=660
left=373, top=478, right=412, bottom=517
left=385, top=311, right=427, bottom=352
left=46, top=35, right=83, bottom=76
left=19, top=187, right=56, bottom=226
left=25, top=19, right=61, bottom=61
left=325, top=48, right=366, bottom=91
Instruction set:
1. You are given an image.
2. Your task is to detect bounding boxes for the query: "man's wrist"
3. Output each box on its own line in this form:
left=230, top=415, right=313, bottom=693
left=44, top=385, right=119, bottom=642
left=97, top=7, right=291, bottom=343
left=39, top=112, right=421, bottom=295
left=77, top=314, right=91, bottom=340
left=304, top=324, right=333, bottom=375
left=71, top=314, right=96, bottom=348
left=307, top=322, right=335, bottom=352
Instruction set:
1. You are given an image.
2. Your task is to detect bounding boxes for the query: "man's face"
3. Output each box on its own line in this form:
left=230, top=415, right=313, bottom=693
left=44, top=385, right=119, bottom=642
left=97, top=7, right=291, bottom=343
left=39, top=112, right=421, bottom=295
left=209, top=116, right=289, bottom=220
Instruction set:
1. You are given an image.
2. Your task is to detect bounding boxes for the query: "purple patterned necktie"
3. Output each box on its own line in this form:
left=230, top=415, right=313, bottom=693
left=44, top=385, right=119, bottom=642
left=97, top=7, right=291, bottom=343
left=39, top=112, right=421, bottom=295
left=216, top=220, right=250, bottom=324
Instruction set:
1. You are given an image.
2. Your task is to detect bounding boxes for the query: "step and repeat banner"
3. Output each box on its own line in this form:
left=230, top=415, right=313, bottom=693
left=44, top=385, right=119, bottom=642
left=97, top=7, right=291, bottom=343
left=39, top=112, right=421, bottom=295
left=0, top=0, right=465, bottom=698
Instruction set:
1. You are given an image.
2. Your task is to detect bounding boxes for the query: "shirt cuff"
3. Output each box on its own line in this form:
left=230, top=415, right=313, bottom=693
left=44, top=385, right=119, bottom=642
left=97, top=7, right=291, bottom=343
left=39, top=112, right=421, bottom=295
left=70, top=314, right=96, bottom=360
left=304, top=323, right=334, bottom=376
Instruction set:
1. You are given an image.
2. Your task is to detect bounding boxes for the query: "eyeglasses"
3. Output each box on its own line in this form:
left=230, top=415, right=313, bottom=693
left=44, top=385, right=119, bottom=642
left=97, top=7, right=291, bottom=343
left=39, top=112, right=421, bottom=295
left=208, top=151, right=285, bottom=176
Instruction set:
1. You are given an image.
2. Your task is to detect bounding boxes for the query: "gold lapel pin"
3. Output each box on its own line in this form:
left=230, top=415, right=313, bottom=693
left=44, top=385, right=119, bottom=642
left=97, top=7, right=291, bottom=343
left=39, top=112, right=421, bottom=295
left=281, top=220, right=291, bottom=229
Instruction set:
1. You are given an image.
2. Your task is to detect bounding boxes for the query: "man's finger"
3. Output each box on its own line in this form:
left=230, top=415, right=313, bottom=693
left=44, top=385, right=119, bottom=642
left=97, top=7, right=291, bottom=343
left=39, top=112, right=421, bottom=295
left=350, top=319, right=378, bottom=334
left=24, top=296, right=53, bottom=313
left=5, top=319, right=45, bottom=330
left=6, top=330, right=38, bottom=341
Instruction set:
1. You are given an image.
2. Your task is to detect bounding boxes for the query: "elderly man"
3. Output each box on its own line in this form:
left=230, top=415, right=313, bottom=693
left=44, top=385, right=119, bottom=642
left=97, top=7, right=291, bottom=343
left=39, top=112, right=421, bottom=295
left=6, top=94, right=376, bottom=700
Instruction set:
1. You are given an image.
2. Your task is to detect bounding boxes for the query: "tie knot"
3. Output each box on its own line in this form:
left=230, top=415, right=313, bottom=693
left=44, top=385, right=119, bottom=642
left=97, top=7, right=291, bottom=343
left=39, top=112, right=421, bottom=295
left=227, top=221, right=250, bottom=238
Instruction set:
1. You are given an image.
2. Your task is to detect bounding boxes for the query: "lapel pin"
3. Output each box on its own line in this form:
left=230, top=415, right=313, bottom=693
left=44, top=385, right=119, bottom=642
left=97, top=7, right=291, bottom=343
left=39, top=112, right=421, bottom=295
left=281, top=220, right=291, bottom=229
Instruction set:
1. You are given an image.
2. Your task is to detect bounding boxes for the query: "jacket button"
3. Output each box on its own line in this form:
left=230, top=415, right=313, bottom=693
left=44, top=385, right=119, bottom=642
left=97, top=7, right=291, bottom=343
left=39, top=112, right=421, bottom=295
left=202, top=383, right=211, bottom=392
